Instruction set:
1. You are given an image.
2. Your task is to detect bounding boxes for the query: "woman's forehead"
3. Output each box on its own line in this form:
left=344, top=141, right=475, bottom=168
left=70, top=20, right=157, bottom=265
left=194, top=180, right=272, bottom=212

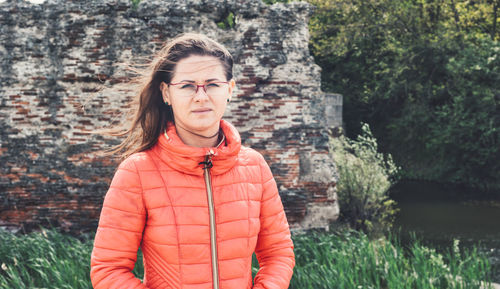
left=172, top=55, right=225, bottom=81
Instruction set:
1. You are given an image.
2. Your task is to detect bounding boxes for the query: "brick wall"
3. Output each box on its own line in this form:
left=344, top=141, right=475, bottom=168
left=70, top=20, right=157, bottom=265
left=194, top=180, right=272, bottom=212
left=0, top=0, right=341, bottom=234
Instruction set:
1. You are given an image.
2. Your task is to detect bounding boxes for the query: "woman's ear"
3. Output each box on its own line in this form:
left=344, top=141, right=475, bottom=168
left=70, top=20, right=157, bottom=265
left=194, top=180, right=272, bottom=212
left=227, top=79, right=236, bottom=102
left=160, top=82, right=170, bottom=105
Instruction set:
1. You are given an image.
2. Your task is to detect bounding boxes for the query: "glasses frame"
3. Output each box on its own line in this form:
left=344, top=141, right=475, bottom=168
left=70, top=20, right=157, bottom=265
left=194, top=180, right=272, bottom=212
left=166, top=81, right=230, bottom=96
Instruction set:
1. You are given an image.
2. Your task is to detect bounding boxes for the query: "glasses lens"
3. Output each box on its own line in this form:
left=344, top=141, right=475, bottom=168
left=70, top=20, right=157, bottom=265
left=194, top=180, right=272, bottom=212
left=174, top=83, right=196, bottom=97
left=205, top=83, right=227, bottom=97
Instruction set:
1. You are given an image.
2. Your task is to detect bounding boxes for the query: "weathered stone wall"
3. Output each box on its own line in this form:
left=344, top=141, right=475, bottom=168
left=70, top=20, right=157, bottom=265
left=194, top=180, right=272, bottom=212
left=0, top=0, right=341, bottom=234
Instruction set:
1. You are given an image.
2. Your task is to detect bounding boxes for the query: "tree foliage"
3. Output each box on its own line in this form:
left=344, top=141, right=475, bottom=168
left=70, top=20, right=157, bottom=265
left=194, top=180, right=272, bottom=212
left=308, top=0, right=500, bottom=192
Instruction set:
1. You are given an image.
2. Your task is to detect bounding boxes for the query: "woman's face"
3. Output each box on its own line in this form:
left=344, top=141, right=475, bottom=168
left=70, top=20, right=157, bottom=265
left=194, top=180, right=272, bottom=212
left=161, top=55, right=235, bottom=135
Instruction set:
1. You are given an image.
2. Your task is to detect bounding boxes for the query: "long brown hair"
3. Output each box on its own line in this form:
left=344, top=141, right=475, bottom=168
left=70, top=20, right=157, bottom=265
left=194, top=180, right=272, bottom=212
left=103, top=33, right=234, bottom=160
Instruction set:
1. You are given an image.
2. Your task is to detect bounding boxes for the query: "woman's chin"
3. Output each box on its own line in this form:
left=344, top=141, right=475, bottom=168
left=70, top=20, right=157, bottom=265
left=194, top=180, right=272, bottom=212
left=185, top=119, right=219, bottom=134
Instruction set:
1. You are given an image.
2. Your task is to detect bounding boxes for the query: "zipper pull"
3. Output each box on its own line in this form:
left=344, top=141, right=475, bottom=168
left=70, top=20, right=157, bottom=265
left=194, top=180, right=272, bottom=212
left=199, top=154, right=213, bottom=169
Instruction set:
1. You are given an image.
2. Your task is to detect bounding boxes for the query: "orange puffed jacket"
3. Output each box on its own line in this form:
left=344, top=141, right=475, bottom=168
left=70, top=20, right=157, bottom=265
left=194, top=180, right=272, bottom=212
left=90, top=120, right=295, bottom=289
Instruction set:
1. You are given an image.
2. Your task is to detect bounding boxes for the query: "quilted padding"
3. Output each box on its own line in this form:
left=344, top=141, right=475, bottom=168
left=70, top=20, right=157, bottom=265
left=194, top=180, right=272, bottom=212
left=90, top=120, right=295, bottom=289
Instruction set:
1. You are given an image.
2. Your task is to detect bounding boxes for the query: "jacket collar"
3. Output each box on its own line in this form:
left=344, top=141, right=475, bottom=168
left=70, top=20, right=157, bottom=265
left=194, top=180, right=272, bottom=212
left=151, top=119, right=241, bottom=176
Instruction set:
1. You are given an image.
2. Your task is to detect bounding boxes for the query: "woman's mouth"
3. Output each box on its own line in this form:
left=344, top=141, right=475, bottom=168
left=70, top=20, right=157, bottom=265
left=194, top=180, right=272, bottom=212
left=192, top=108, right=212, bottom=114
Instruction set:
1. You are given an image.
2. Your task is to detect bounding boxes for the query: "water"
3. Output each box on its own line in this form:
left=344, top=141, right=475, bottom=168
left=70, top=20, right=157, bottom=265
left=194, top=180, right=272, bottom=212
left=389, top=180, right=500, bottom=283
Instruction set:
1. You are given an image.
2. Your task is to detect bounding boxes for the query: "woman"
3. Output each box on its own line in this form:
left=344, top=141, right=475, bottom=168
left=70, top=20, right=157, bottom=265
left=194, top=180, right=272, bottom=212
left=90, top=33, right=295, bottom=289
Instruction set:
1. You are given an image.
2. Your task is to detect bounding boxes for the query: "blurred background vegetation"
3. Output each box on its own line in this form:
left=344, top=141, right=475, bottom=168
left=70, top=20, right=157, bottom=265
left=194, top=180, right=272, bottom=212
left=305, top=0, right=499, bottom=193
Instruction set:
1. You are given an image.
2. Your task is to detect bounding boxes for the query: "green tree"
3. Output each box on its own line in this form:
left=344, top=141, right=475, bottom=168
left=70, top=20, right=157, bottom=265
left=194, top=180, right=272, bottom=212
left=308, top=0, right=500, bottom=192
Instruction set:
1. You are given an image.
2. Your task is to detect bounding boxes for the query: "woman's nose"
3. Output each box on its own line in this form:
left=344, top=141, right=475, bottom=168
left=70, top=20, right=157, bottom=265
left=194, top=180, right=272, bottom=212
left=193, top=85, right=209, bottom=101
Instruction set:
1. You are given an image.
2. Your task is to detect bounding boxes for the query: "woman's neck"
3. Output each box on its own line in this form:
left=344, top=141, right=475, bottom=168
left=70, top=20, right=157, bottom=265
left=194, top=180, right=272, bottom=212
left=174, top=123, right=220, bottom=148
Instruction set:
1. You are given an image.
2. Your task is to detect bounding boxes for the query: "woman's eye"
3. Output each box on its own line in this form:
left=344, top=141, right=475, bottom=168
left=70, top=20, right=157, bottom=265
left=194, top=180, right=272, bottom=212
left=180, top=84, right=195, bottom=89
left=206, top=83, right=220, bottom=87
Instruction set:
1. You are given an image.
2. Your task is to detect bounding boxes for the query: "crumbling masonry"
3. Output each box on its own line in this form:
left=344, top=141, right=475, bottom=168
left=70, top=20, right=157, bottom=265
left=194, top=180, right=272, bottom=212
left=0, top=0, right=342, bottom=234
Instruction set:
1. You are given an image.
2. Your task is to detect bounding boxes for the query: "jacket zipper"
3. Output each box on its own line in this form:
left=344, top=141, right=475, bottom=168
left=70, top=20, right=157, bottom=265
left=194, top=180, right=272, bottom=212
left=201, top=152, right=220, bottom=289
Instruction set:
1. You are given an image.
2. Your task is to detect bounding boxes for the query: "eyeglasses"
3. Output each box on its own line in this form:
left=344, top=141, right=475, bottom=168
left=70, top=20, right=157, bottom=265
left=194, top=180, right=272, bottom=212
left=167, top=81, right=230, bottom=98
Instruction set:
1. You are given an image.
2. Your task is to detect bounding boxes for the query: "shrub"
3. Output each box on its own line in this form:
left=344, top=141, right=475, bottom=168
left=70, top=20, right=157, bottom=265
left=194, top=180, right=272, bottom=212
left=329, top=123, right=400, bottom=235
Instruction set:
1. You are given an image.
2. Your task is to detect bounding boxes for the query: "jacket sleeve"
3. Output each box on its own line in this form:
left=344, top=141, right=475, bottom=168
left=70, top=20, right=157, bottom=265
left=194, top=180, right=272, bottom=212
left=253, top=156, right=295, bottom=289
left=90, top=157, right=149, bottom=289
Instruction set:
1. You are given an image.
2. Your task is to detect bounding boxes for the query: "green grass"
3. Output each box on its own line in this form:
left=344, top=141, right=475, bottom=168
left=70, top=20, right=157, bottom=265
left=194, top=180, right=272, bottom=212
left=0, top=229, right=94, bottom=288
left=290, top=230, right=494, bottom=289
left=0, top=228, right=494, bottom=289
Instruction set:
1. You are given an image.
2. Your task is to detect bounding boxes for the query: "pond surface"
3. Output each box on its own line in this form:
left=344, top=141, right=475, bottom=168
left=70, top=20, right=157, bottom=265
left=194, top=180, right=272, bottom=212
left=389, top=180, right=500, bottom=282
